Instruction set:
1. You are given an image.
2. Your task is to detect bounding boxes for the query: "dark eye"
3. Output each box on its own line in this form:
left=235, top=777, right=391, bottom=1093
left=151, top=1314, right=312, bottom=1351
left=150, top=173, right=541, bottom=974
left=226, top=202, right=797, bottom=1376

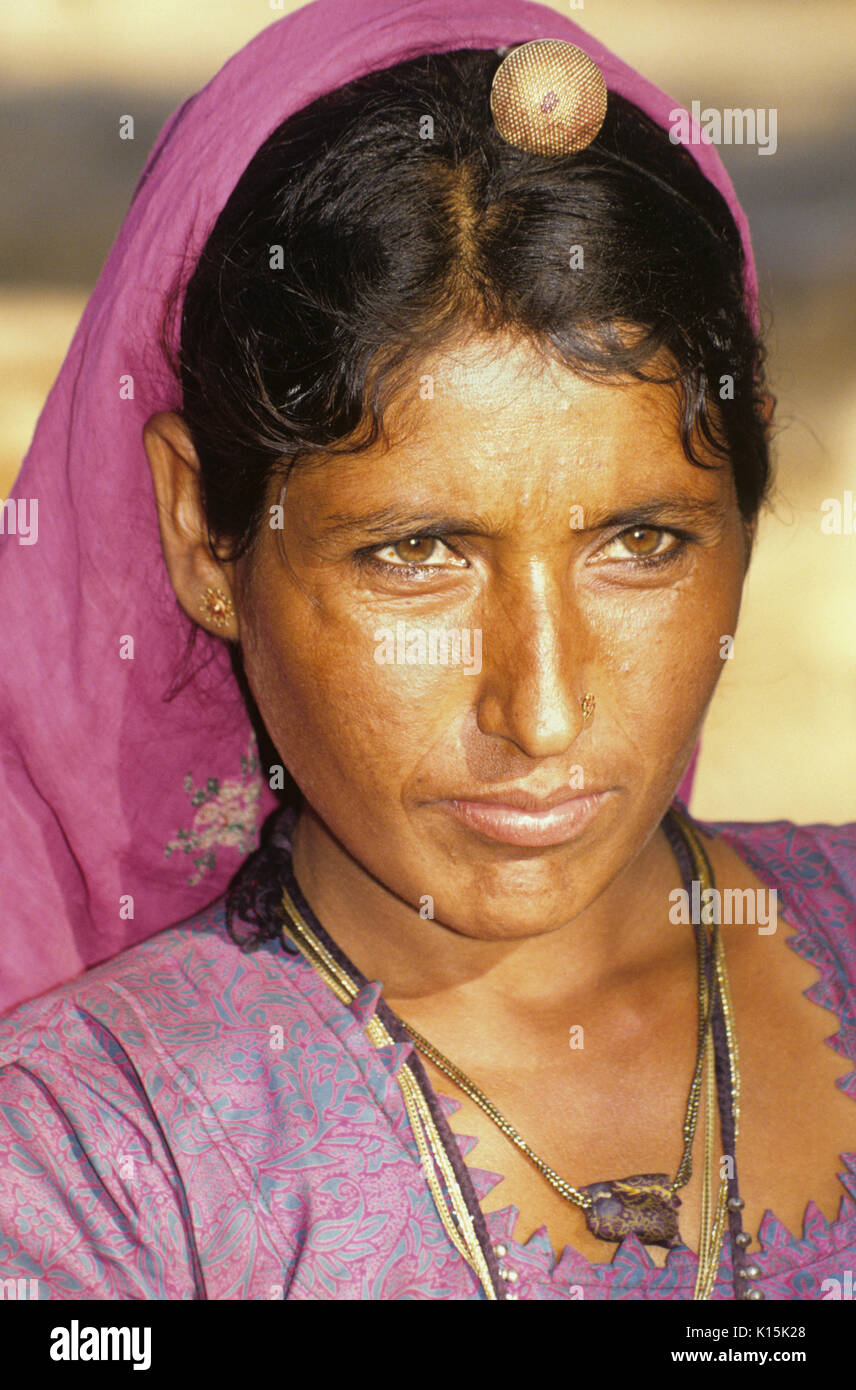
left=603, top=526, right=683, bottom=563
left=391, top=537, right=442, bottom=564
left=620, top=527, right=666, bottom=557
left=369, top=536, right=467, bottom=570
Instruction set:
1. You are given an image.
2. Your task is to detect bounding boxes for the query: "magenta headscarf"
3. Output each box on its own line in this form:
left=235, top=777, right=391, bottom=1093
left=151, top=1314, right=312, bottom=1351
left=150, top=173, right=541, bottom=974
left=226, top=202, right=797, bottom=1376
left=0, top=0, right=757, bottom=1014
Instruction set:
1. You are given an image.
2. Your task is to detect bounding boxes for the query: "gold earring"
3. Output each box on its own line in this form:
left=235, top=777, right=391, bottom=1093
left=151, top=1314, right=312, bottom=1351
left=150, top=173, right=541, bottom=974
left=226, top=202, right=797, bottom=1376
left=581, top=692, right=596, bottom=723
left=199, top=585, right=234, bottom=629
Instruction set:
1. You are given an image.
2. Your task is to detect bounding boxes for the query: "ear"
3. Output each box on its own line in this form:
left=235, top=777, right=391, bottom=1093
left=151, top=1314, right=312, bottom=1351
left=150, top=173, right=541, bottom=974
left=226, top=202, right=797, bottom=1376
left=759, top=389, right=776, bottom=433
left=143, top=411, right=239, bottom=641
left=739, top=390, right=775, bottom=572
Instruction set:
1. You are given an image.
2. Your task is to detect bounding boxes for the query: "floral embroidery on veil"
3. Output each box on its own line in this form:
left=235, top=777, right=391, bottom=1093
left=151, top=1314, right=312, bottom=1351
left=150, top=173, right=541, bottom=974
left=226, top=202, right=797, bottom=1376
left=164, top=732, right=264, bottom=886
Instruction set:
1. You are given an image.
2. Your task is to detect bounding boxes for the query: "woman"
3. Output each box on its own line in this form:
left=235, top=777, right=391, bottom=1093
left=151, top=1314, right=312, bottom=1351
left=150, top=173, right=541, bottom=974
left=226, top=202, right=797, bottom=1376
left=0, top=0, right=853, bottom=1302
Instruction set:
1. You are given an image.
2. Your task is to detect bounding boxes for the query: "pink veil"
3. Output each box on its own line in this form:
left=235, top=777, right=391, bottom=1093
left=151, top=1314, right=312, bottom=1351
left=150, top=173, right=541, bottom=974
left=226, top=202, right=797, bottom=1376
left=0, top=0, right=756, bottom=1013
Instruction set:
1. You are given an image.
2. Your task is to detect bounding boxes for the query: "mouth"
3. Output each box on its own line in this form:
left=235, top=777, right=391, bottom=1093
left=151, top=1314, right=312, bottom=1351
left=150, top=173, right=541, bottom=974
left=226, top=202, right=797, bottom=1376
left=437, top=790, right=613, bottom=848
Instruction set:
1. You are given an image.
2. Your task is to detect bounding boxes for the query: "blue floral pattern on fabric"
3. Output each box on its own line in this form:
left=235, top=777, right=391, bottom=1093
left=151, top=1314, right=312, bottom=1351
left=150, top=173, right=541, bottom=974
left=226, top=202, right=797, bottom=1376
left=0, top=811, right=853, bottom=1299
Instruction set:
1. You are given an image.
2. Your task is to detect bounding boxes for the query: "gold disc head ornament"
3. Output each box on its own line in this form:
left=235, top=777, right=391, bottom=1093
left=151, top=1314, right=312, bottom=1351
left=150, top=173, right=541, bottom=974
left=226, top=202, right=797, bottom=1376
left=490, top=39, right=608, bottom=156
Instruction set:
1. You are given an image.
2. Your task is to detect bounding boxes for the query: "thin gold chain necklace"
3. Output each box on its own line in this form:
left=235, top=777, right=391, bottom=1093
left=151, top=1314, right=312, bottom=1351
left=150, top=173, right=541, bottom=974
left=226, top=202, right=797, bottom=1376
left=277, top=805, right=740, bottom=1299
left=397, top=901, right=711, bottom=1222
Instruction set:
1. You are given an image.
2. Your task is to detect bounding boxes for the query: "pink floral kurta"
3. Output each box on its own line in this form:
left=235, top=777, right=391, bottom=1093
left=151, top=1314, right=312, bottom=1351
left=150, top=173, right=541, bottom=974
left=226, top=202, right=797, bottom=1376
left=1, top=809, right=854, bottom=1300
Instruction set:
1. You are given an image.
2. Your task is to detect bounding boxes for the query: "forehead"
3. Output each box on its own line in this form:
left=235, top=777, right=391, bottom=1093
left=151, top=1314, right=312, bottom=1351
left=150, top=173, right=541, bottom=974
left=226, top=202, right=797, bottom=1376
left=401, top=333, right=681, bottom=451
left=291, top=331, right=732, bottom=518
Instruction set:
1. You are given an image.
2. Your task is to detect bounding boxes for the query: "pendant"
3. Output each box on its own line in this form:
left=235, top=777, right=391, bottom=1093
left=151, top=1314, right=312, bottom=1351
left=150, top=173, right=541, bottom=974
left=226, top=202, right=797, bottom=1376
left=579, top=1173, right=683, bottom=1248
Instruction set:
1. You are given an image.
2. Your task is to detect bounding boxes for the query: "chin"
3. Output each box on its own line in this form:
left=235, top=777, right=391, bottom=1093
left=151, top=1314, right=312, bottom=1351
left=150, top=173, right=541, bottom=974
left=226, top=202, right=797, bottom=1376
left=422, top=882, right=588, bottom=941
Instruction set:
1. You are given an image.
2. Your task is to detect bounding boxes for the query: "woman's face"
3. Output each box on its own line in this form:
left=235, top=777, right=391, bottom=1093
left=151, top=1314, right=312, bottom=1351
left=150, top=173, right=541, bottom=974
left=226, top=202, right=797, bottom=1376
left=231, top=333, right=752, bottom=940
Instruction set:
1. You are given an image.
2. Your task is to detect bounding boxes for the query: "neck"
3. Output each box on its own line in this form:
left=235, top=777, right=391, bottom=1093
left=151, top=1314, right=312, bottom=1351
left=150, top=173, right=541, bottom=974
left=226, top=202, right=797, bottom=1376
left=289, top=802, right=691, bottom=1012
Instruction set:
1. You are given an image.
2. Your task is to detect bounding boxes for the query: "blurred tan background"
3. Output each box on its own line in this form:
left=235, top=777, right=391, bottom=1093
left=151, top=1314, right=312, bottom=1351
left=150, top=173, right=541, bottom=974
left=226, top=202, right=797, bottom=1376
left=2, top=0, right=854, bottom=825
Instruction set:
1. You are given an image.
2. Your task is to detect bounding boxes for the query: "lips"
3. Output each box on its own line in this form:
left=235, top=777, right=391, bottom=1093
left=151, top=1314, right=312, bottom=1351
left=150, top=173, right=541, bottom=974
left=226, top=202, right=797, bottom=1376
left=451, top=784, right=612, bottom=813
left=438, top=789, right=612, bottom=848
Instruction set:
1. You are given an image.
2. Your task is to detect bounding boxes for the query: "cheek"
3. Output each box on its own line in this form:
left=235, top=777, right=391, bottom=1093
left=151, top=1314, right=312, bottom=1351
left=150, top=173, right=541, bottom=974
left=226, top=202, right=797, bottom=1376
left=589, top=563, right=743, bottom=738
left=240, top=593, right=458, bottom=797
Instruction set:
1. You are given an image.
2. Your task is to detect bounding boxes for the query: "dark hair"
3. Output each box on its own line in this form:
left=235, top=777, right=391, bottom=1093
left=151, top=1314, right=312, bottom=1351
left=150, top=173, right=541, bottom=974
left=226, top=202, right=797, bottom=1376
left=165, top=46, right=772, bottom=572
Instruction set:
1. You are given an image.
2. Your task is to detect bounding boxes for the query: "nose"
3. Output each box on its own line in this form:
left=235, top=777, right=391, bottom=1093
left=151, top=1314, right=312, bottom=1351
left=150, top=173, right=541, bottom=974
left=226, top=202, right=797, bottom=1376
left=474, top=559, right=590, bottom=758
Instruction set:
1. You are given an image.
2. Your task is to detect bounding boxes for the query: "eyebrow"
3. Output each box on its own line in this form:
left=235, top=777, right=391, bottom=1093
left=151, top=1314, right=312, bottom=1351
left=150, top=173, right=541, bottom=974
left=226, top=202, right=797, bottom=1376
left=317, top=494, right=728, bottom=540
